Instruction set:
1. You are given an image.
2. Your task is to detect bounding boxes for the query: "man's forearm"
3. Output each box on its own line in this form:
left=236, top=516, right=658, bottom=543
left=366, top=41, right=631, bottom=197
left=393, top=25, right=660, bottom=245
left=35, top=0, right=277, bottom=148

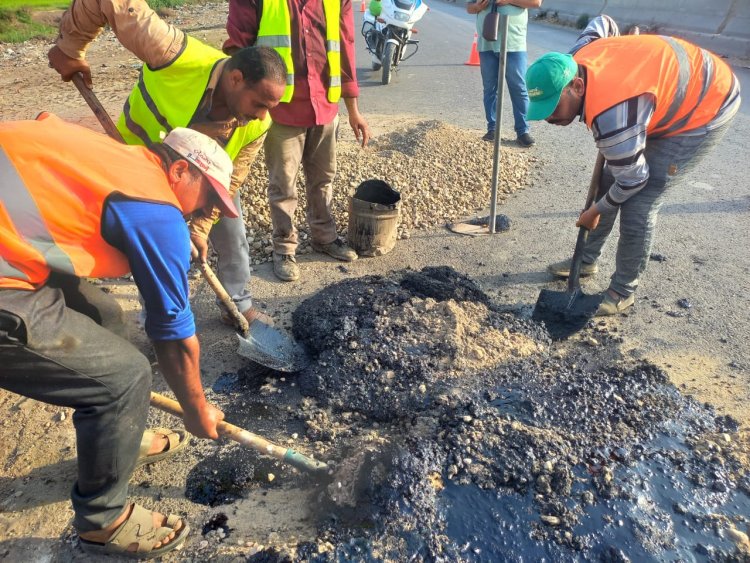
left=153, top=336, right=207, bottom=414
left=57, top=0, right=184, bottom=67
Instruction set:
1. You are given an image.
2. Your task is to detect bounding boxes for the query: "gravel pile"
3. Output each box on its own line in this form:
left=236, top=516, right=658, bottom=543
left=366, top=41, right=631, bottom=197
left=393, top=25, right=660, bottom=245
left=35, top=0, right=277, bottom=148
left=239, top=121, right=537, bottom=263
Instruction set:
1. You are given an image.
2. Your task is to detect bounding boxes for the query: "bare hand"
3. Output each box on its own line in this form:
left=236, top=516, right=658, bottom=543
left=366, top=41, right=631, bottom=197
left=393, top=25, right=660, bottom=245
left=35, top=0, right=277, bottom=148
left=349, top=112, right=371, bottom=148
left=190, top=233, right=209, bottom=263
left=468, top=0, right=490, bottom=13
left=48, top=46, right=92, bottom=88
left=182, top=402, right=224, bottom=440
left=576, top=206, right=601, bottom=230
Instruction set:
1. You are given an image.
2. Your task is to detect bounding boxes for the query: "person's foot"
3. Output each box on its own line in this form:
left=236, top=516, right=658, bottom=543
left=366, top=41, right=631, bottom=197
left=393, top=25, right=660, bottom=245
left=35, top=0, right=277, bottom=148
left=136, top=428, right=190, bottom=469
left=78, top=503, right=187, bottom=556
left=547, top=258, right=598, bottom=278
left=482, top=130, right=495, bottom=142
left=311, top=238, right=358, bottom=262
left=516, top=132, right=535, bottom=147
left=273, top=252, right=300, bottom=282
left=220, top=307, right=275, bottom=328
left=595, top=289, right=635, bottom=316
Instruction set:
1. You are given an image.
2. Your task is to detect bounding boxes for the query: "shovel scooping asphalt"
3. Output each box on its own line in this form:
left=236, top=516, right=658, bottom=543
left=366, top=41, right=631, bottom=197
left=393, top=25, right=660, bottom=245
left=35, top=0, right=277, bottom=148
left=70, top=73, right=308, bottom=372
left=197, top=258, right=309, bottom=372
left=149, top=392, right=327, bottom=474
left=532, top=153, right=606, bottom=339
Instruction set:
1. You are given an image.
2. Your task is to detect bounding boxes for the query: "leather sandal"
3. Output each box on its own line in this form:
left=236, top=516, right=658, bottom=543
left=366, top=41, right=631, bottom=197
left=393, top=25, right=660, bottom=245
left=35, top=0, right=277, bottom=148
left=79, top=503, right=189, bottom=559
left=135, top=427, right=190, bottom=469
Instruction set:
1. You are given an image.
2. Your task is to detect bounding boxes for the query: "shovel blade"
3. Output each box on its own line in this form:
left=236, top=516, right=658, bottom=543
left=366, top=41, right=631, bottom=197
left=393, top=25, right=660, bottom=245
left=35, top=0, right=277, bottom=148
left=236, top=321, right=310, bottom=372
left=532, top=288, right=604, bottom=340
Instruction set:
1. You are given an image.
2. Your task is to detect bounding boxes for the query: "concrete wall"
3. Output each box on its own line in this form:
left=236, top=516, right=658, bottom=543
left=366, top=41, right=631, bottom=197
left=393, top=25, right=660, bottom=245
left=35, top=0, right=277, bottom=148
left=535, top=0, right=750, bottom=58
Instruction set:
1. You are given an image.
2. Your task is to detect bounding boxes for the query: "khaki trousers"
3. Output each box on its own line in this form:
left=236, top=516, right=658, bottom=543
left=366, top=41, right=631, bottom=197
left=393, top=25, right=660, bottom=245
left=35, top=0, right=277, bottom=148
left=264, top=116, right=339, bottom=255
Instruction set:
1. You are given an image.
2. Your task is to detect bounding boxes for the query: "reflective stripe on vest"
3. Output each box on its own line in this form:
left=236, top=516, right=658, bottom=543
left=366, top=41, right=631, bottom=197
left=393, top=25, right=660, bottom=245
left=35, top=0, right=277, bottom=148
left=116, top=36, right=271, bottom=159
left=256, top=0, right=341, bottom=104
left=0, top=148, right=76, bottom=279
left=0, top=114, right=182, bottom=291
left=575, top=35, right=734, bottom=138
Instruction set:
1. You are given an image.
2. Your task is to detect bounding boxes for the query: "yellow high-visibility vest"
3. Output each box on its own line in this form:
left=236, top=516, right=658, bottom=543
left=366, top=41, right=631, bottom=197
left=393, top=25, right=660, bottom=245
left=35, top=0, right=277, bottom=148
left=116, top=36, right=271, bottom=159
left=256, top=0, right=342, bottom=103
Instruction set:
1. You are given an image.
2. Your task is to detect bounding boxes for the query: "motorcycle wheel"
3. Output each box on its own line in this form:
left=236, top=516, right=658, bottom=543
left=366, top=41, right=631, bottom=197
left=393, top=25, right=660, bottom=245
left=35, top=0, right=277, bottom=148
left=381, top=42, right=396, bottom=85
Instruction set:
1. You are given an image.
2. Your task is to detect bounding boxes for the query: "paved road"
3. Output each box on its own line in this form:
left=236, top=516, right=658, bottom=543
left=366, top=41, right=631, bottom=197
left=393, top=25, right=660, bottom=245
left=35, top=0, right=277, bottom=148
left=355, top=1, right=750, bottom=118
left=327, top=1, right=750, bottom=423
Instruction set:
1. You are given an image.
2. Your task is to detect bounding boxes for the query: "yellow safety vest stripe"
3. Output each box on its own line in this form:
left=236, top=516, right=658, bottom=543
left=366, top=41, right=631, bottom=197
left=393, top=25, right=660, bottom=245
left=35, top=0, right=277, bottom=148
left=256, top=0, right=341, bottom=104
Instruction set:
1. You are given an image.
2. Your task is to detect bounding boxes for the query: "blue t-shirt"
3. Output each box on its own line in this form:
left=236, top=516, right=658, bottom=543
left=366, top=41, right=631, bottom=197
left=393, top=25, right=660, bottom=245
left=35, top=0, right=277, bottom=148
left=102, top=195, right=195, bottom=341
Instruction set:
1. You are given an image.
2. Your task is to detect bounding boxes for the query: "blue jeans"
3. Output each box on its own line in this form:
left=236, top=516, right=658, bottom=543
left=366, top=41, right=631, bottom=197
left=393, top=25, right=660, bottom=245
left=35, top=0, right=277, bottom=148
left=479, top=50, right=529, bottom=136
left=582, top=119, right=735, bottom=297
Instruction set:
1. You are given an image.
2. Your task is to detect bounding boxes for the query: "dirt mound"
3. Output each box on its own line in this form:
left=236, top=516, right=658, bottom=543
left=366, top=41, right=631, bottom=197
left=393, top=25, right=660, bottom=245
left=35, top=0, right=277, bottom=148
left=238, top=121, right=537, bottom=264
left=292, top=266, right=547, bottom=420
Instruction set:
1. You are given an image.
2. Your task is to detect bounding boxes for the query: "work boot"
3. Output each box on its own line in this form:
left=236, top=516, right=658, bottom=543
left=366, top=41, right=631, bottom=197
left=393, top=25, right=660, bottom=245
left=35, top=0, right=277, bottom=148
left=517, top=132, right=535, bottom=147
left=595, top=291, right=635, bottom=316
left=311, top=238, right=358, bottom=262
left=547, top=258, right=598, bottom=278
left=221, top=307, right=274, bottom=328
left=273, top=252, right=300, bottom=282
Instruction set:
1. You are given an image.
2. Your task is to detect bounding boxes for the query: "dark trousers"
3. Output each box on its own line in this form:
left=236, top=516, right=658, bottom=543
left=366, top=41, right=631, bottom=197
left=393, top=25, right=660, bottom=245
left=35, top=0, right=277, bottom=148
left=0, top=274, right=151, bottom=532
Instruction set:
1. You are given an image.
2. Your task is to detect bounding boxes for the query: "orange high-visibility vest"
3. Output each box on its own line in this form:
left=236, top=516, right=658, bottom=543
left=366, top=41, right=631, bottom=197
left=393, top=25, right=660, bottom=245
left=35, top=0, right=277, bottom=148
left=0, top=114, right=182, bottom=291
left=574, top=35, right=735, bottom=137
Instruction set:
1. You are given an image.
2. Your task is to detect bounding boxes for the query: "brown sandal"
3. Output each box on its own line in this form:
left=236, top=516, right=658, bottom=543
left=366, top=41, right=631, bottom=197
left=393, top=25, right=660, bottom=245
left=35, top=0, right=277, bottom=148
left=79, top=503, right=189, bottom=559
left=135, top=427, right=190, bottom=469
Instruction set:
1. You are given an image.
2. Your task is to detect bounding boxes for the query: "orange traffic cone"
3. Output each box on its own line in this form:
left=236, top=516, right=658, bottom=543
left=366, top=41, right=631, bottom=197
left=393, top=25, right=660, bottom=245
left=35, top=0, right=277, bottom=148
left=464, top=33, right=480, bottom=66
left=360, top=0, right=366, bottom=13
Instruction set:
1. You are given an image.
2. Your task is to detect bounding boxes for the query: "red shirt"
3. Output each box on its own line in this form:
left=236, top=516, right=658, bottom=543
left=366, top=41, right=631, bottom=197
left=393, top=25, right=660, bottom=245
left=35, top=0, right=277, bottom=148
left=224, top=0, right=360, bottom=128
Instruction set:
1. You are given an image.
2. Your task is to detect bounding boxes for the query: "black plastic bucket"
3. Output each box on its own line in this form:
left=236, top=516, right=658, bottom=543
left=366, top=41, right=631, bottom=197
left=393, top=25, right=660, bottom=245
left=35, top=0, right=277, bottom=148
left=347, top=179, right=401, bottom=257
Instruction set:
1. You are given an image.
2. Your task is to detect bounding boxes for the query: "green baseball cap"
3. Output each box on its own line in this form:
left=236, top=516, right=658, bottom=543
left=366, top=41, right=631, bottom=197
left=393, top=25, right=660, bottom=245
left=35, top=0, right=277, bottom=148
left=525, top=52, right=579, bottom=121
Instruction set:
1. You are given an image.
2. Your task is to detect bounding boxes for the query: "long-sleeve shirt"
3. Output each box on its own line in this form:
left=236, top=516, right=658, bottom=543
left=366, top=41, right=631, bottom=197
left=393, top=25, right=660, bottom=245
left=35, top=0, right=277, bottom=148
left=56, top=0, right=260, bottom=238
left=569, top=17, right=742, bottom=213
left=224, top=0, right=360, bottom=128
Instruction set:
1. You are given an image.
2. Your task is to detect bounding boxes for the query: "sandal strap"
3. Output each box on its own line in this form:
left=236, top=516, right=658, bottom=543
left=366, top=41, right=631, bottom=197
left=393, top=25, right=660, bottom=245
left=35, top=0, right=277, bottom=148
left=106, top=503, right=181, bottom=554
left=139, top=427, right=180, bottom=457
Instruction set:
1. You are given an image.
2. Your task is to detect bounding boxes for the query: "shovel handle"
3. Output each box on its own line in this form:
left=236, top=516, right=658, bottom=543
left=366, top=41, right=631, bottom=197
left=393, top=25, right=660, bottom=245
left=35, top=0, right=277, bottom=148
left=71, top=73, right=125, bottom=143
left=149, top=392, right=328, bottom=473
left=568, top=152, right=606, bottom=293
left=195, top=258, right=250, bottom=336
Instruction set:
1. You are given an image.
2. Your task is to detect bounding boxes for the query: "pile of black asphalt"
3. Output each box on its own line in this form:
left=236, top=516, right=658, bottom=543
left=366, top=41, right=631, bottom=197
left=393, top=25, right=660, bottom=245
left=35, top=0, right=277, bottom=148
left=187, top=267, right=750, bottom=562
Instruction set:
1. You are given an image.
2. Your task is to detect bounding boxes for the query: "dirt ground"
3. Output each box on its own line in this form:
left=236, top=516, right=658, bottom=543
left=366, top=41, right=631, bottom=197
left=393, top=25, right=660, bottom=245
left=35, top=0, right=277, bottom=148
left=1, top=2, right=749, bottom=562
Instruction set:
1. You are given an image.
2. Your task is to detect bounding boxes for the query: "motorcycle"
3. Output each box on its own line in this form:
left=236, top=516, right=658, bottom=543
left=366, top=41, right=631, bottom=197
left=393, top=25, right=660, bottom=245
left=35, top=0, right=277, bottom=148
left=362, top=0, right=428, bottom=85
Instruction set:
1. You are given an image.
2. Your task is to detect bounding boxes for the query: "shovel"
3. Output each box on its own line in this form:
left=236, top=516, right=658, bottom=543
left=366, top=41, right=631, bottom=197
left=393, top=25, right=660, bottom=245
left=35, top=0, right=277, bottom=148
left=149, top=392, right=327, bottom=474
left=70, top=73, right=309, bottom=372
left=532, top=153, right=606, bottom=339
left=197, top=256, right=309, bottom=372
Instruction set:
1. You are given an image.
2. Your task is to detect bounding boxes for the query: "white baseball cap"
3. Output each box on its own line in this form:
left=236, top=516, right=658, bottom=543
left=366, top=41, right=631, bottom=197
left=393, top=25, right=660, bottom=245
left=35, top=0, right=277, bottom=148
left=163, top=127, right=238, bottom=218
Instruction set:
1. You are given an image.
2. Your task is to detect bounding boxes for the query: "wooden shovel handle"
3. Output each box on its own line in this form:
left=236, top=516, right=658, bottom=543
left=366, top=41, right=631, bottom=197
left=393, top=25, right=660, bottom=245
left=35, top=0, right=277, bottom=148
left=196, top=258, right=249, bottom=336
left=149, top=392, right=328, bottom=473
left=568, top=152, right=606, bottom=293
left=71, top=73, right=125, bottom=143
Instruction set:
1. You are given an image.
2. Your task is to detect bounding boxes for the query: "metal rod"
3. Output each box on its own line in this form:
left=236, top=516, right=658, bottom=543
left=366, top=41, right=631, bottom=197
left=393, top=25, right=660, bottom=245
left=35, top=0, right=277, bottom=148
left=488, top=14, right=509, bottom=234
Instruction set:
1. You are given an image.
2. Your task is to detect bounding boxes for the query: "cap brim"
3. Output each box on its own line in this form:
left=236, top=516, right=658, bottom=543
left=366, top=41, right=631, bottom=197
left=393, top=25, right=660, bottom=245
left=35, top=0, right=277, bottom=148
left=527, top=89, right=564, bottom=121
left=206, top=176, right=239, bottom=219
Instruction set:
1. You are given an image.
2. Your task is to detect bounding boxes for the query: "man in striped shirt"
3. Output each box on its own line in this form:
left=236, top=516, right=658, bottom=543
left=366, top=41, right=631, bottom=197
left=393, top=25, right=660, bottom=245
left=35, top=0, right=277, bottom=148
left=526, top=19, right=741, bottom=316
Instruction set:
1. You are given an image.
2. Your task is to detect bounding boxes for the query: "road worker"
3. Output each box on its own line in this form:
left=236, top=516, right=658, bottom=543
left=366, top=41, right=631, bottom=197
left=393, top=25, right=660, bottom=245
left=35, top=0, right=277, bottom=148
left=0, top=115, right=231, bottom=558
left=527, top=32, right=740, bottom=315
